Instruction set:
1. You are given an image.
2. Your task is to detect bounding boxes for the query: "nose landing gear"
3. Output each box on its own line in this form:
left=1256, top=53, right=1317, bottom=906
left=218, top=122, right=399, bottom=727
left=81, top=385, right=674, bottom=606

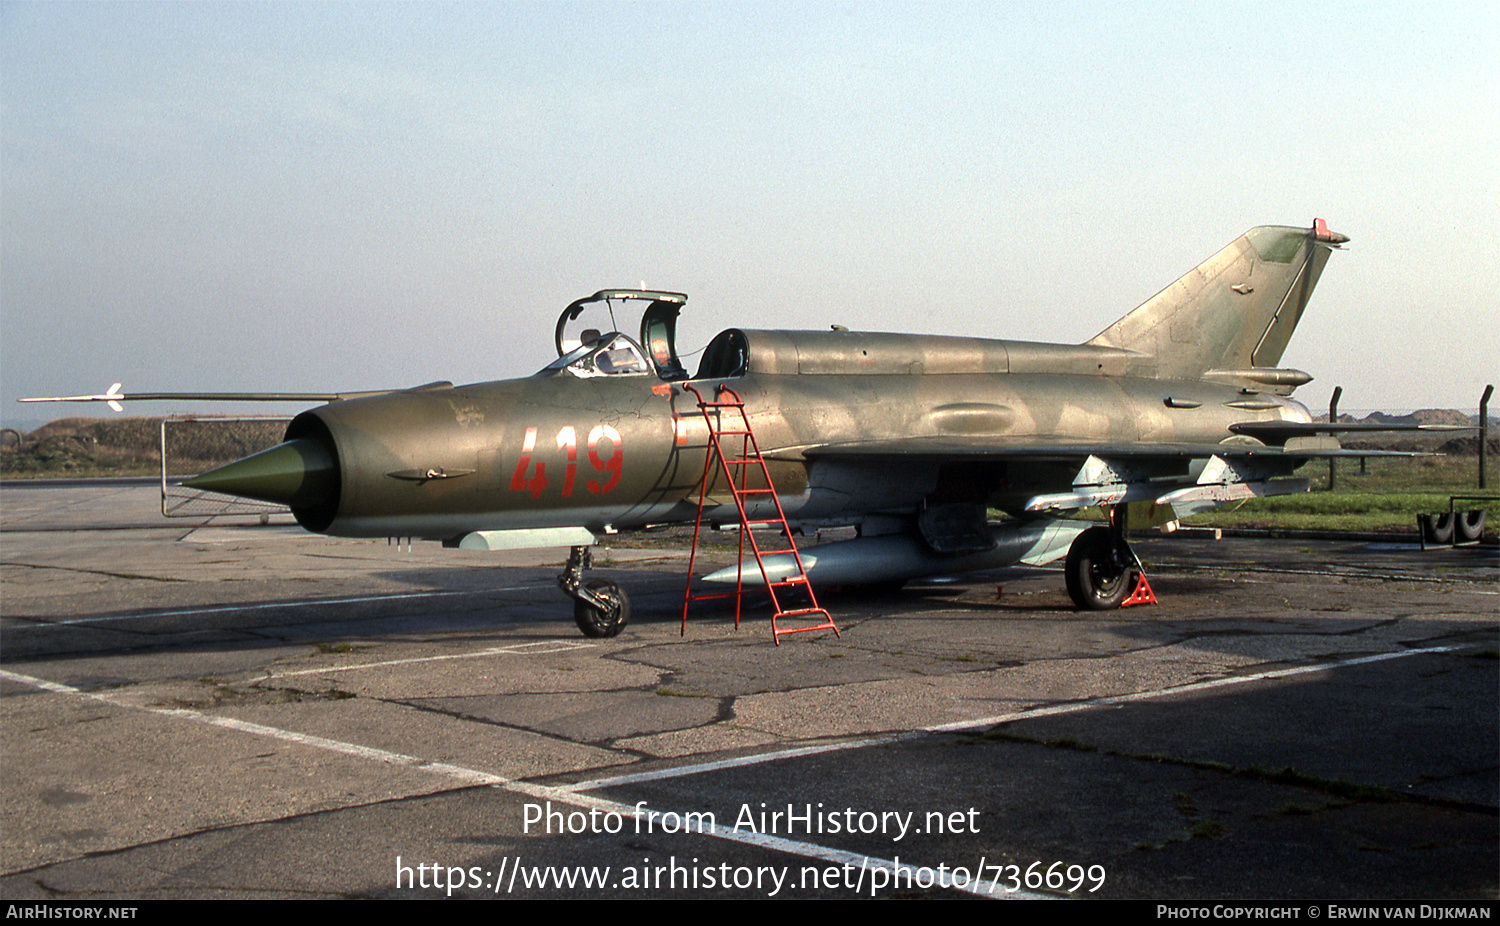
left=558, top=545, right=631, bottom=637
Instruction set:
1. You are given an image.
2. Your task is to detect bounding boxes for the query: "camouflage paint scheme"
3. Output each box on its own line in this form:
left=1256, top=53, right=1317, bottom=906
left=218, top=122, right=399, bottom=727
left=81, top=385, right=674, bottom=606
left=39, top=221, right=1376, bottom=627
left=213, top=223, right=1339, bottom=540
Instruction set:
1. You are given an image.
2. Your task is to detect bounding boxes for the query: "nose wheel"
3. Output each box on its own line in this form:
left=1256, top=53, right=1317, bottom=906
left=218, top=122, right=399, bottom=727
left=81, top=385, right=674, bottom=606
left=573, top=578, right=630, bottom=637
left=558, top=545, right=631, bottom=637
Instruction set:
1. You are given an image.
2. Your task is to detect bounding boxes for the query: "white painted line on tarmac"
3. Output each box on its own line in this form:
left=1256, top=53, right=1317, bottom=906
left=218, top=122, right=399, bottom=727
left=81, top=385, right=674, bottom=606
left=163, top=710, right=510, bottom=787
left=0, top=666, right=1028, bottom=898
left=923, top=642, right=1477, bottom=732
left=0, top=668, right=509, bottom=788
left=562, top=736, right=916, bottom=792
left=500, top=780, right=1038, bottom=899
left=2, top=642, right=1472, bottom=900
left=268, top=640, right=596, bottom=677
left=571, top=643, right=1476, bottom=788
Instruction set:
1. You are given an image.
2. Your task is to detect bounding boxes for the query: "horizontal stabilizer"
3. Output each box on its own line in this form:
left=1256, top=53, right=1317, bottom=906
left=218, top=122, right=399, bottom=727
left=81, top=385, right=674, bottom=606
left=1229, top=420, right=1472, bottom=446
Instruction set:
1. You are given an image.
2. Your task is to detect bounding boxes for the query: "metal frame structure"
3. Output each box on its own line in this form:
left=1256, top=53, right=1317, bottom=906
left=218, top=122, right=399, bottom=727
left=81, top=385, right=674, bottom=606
left=680, top=383, right=838, bottom=644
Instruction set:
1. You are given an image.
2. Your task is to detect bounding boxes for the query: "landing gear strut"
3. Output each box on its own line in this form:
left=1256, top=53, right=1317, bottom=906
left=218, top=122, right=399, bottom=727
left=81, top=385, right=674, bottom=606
left=558, top=545, right=630, bottom=638
left=1064, top=509, right=1155, bottom=610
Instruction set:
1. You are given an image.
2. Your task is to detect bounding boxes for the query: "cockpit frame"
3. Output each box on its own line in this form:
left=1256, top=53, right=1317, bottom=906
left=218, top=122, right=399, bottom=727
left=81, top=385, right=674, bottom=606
left=553, top=290, right=689, bottom=381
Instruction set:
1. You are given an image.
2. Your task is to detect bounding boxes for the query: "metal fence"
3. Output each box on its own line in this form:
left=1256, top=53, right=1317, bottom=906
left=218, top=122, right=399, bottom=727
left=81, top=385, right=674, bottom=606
left=160, top=416, right=291, bottom=518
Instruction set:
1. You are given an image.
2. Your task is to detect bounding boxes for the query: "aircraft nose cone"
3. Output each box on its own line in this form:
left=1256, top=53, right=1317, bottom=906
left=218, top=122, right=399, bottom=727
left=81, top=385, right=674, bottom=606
left=182, top=438, right=337, bottom=508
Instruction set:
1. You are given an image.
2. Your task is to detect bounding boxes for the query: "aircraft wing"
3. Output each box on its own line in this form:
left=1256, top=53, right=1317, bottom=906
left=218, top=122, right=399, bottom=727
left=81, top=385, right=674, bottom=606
left=795, top=434, right=1422, bottom=462
left=797, top=428, right=1437, bottom=518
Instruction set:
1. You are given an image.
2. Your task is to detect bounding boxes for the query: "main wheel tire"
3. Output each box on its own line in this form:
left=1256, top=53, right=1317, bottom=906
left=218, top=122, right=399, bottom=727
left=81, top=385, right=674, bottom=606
left=1456, top=509, right=1487, bottom=543
left=573, top=579, right=630, bottom=638
left=1065, top=526, right=1136, bottom=611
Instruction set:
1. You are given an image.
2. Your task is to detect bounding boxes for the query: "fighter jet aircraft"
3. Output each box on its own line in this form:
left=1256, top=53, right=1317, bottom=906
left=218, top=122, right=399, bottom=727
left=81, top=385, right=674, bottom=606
left=30, top=220, right=1409, bottom=640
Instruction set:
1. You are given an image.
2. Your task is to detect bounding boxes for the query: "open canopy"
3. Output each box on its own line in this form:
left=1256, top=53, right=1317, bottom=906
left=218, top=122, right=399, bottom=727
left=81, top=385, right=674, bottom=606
left=551, top=290, right=690, bottom=380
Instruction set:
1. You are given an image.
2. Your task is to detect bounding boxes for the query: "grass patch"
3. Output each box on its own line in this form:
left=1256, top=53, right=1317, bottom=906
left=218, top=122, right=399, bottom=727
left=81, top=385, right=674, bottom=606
left=654, top=686, right=713, bottom=698
left=1003, top=456, right=1495, bottom=533
left=1189, top=819, right=1224, bottom=838
left=3, top=416, right=286, bottom=478
left=1183, top=457, right=1498, bottom=533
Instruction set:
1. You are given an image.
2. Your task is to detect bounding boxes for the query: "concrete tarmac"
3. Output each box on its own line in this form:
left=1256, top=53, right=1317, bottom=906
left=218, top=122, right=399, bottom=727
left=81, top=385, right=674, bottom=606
left=1, top=480, right=1495, bottom=899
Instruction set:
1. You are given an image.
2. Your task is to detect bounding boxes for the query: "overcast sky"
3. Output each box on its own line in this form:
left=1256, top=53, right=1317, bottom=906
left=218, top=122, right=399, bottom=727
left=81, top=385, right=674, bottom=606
left=3, top=1, right=1496, bottom=427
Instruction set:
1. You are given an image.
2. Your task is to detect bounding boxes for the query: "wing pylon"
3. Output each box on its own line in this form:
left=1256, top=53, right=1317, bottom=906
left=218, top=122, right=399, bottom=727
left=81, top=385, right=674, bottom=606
left=1022, top=453, right=1307, bottom=517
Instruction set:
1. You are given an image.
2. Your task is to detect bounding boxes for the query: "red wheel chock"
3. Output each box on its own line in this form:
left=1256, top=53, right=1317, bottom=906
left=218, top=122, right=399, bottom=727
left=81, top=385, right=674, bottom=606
left=1121, top=569, right=1157, bottom=607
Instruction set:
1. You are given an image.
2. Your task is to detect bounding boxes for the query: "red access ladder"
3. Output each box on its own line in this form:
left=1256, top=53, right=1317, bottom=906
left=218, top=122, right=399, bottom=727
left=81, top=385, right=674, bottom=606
left=680, top=383, right=838, bottom=644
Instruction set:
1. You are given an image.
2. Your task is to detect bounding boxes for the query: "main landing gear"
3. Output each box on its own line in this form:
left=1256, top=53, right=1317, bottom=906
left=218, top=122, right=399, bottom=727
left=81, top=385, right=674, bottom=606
left=1064, top=509, right=1156, bottom=611
left=558, top=545, right=630, bottom=638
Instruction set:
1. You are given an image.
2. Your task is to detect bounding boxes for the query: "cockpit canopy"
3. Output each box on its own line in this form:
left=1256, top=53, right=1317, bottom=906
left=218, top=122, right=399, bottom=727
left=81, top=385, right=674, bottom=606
left=548, top=289, right=912, bottom=383
left=542, top=288, right=1034, bottom=383
left=550, top=290, right=689, bottom=380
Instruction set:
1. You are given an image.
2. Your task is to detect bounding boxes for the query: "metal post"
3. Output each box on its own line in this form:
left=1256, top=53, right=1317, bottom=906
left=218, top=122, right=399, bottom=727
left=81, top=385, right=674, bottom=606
left=1328, top=386, right=1342, bottom=491
left=160, top=420, right=170, bottom=516
left=1481, top=384, right=1493, bottom=490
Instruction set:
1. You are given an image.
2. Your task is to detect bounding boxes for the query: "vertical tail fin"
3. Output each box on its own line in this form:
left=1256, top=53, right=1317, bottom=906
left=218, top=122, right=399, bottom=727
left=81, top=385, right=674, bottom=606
left=1085, top=220, right=1347, bottom=382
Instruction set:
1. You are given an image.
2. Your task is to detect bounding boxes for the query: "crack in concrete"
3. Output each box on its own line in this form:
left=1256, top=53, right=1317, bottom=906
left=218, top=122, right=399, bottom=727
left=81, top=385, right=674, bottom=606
left=0, top=561, right=185, bottom=582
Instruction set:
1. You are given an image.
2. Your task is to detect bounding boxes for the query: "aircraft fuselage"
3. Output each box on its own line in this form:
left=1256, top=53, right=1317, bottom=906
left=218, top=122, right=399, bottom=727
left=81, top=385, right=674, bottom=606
left=277, top=342, right=1307, bottom=541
